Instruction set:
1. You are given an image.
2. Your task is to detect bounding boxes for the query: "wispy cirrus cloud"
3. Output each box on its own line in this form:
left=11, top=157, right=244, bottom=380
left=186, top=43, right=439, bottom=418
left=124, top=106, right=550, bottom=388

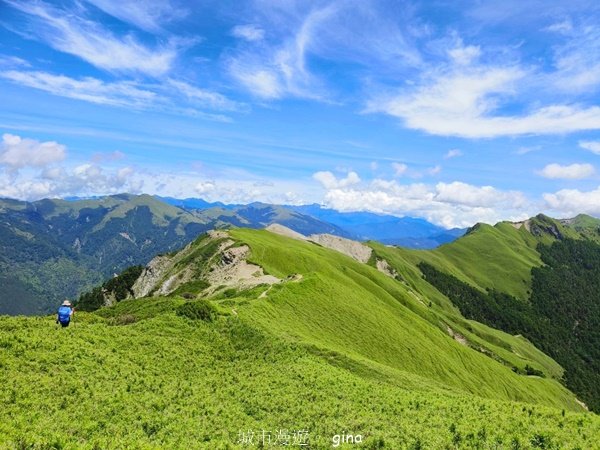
left=227, top=0, right=422, bottom=101
left=0, top=70, right=158, bottom=108
left=83, top=0, right=188, bottom=33
left=231, top=24, right=265, bottom=42
left=227, top=5, right=337, bottom=100
left=4, top=0, right=187, bottom=77
left=547, top=20, right=600, bottom=93
left=166, top=79, right=247, bottom=113
left=0, top=69, right=240, bottom=121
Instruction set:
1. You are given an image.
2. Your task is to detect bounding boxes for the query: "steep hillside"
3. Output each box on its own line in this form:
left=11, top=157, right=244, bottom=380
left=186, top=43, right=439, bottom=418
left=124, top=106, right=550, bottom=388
left=83, top=228, right=582, bottom=410
left=372, top=214, right=600, bottom=412
left=0, top=194, right=211, bottom=315
left=3, top=226, right=599, bottom=447
left=2, top=308, right=599, bottom=448
left=380, top=214, right=583, bottom=300
left=0, top=196, right=344, bottom=315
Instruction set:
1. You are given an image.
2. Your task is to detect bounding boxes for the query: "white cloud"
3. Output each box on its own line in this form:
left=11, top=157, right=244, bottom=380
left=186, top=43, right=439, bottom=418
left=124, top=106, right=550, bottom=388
left=313, top=171, right=360, bottom=189
left=448, top=44, right=481, bottom=66
left=195, top=181, right=216, bottom=195
left=435, top=181, right=527, bottom=208
left=514, top=145, right=541, bottom=155
left=544, top=186, right=600, bottom=216
left=0, top=55, right=30, bottom=68
left=166, top=79, right=245, bottom=112
left=231, top=24, right=265, bottom=42
left=549, top=23, right=600, bottom=93
left=0, top=162, right=140, bottom=200
left=84, top=0, right=187, bottom=33
left=538, top=163, right=595, bottom=180
left=367, top=65, right=600, bottom=138
left=0, top=133, right=66, bottom=169
left=0, top=70, right=157, bottom=108
left=320, top=178, right=530, bottom=228
left=227, top=62, right=283, bottom=99
left=546, top=20, right=573, bottom=34
left=227, top=0, right=423, bottom=101
left=428, top=165, right=442, bottom=176
left=392, top=162, right=408, bottom=176
left=444, top=149, right=463, bottom=159
left=0, top=70, right=236, bottom=120
left=227, top=5, right=336, bottom=100
left=5, top=0, right=184, bottom=76
left=579, top=140, right=600, bottom=155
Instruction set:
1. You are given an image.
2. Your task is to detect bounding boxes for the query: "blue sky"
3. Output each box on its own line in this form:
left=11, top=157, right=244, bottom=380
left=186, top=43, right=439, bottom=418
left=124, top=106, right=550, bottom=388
left=1, top=0, right=600, bottom=227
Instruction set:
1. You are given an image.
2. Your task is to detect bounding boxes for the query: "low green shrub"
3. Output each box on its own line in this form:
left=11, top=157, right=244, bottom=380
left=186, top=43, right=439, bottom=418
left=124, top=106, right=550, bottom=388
left=176, top=299, right=217, bottom=322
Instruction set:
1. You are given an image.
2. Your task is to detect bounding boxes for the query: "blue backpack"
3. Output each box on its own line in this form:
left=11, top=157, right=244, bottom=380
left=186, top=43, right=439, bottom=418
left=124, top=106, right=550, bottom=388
left=58, top=306, right=71, bottom=324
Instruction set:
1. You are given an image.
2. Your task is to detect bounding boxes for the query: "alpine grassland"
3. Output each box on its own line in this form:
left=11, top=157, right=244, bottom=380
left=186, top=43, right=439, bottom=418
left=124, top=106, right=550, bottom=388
left=371, top=215, right=600, bottom=414
left=1, top=305, right=600, bottom=449
left=1, top=227, right=600, bottom=448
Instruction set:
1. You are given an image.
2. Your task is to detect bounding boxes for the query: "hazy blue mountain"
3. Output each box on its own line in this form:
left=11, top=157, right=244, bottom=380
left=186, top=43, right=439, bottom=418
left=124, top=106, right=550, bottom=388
left=162, top=197, right=465, bottom=247
left=291, top=204, right=466, bottom=248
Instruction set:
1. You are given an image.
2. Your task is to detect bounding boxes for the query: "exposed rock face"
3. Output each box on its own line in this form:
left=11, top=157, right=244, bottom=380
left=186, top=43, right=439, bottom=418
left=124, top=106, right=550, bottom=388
left=132, top=231, right=281, bottom=298
left=510, top=220, right=531, bottom=232
left=446, top=326, right=468, bottom=346
left=265, top=224, right=307, bottom=240
left=265, top=224, right=375, bottom=264
left=132, top=255, right=175, bottom=298
left=376, top=258, right=398, bottom=278
left=308, top=233, right=372, bottom=263
left=205, top=244, right=280, bottom=293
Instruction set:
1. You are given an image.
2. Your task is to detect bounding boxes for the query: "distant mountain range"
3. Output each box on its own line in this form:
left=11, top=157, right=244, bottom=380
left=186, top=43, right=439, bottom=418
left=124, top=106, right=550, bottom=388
left=0, top=193, right=463, bottom=315
left=159, top=196, right=466, bottom=247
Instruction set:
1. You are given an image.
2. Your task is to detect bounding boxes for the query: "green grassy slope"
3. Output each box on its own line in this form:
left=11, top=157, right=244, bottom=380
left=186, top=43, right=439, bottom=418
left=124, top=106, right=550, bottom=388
left=377, top=214, right=589, bottom=302
left=367, top=240, right=565, bottom=380
left=228, top=229, right=578, bottom=410
left=1, top=305, right=599, bottom=449
left=385, top=222, right=542, bottom=300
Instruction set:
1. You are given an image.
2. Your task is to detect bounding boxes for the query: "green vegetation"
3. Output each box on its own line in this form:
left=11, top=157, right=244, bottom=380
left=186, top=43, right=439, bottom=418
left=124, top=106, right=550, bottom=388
left=531, top=239, right=600, bottom=412
left=390, top=222, right=543, bottom=300
left=171, top=279, right=210, bottom=297
left=1, top=303, right=599, bottom=449
left=229, top=229, right=579, bottom=410
left=176, top=299, right=218, bottom=321
left=0, top=195, right=355, bottom=315
left=76, top=265, right=143, bottom=312
left=4, top=223, right=600, bottom=447
left=418, top=238, right=600, bottom=412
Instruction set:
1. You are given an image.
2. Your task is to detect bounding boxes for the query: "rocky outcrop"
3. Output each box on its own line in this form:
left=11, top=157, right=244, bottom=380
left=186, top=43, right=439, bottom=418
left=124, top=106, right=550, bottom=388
left=265, top=224, right=307, bottom=240
left=307, top=233, right=372, bottom=263
left=132, top=255, right=175, bottom=298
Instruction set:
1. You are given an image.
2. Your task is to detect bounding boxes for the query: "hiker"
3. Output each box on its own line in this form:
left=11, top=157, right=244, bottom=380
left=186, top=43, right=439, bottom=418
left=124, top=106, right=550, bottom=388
left=56, top=300, right=74, bottom=328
